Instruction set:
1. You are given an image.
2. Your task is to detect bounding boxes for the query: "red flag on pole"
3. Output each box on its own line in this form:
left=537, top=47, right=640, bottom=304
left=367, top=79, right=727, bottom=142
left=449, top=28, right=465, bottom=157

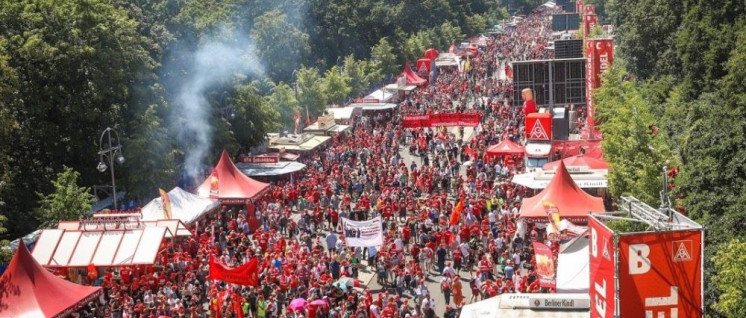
left=209, top=255, right=260, bottom=286
left=450, top=200, right=464, bottom=226
left=294, top=112, right=301, bottom=134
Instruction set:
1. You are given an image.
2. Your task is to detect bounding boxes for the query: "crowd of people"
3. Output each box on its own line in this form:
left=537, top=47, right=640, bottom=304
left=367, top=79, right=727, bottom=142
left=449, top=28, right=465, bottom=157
left=68, top=6, right=567, bottom=318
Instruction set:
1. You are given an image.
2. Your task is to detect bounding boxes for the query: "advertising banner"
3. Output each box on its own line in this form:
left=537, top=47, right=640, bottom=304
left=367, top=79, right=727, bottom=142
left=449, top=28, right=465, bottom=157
left=618, top=230, right=703, bottom=318
left=241, top=155, right=280, bottom=164
left=589, top=217, right=615, bottom=318
left=341, top=217, right=383, bottom=247
left=533, top=242, right=556, bottom=288
left=402, top=113, right=480, bottom=128
left=585, top=38, right=613, bottom=138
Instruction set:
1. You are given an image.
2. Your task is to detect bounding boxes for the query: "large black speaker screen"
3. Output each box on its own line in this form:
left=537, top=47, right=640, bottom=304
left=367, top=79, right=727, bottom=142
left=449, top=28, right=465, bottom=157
left=555, top=39, right=584, bottom=58
left=512, top=58, right=586, bottom=108
left=552, top=13, right=580, bottom=31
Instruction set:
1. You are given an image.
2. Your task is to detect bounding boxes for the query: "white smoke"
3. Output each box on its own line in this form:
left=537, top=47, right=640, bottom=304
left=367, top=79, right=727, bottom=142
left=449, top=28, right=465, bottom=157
left=171, top=32, right=264, bottom=178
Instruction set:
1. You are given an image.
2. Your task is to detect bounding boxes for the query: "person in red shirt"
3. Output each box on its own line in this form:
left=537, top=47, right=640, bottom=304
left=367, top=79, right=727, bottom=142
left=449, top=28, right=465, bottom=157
left=522, top=88, right=536, bottom=116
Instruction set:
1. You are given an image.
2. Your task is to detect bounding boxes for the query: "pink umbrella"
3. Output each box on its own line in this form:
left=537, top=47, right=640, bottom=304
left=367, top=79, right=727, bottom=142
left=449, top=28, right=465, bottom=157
left=288, top=298, right=308, bottom=311
left=310, top=299, right=329, bottom=307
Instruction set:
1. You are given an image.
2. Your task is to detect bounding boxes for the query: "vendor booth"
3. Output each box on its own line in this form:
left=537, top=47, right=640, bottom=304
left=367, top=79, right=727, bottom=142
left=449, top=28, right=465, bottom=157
left=543, top=154, right=609, bottom=171
left=399, top=62, right=427, bottom=86
left=362, top=88, right=395, bottom=103
left=0, top=243, right=103, bottom=318
left=267, top=134, right=332, bottom=153
left=139, top=187, right=218, bottom=224
left=197, top=150, right=271, bottom=204
left=459, top=293, right=589, bottom=318
left=236, top=154, right=307, bottom=177
left=484, top=139, right=525, bottom=162
left=304, top=113, right=351, bottom=136
left=325, top=106, right=362, bottom=124
left=520, top=162, right=605, bottom=224
left=347, top=102, right=398, bottom=111
left=32, top=226, right=172, bottom=267
left=511, top=167, right=608, bottom=190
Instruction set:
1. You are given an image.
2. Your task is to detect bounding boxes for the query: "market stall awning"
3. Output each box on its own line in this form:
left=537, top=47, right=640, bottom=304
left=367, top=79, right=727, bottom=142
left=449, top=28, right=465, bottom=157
left=58, top=219, right=192, bottom=238
left=325, top=106, right=362, bottom=120
left=197, top=150, right=271, bottom=203
left=0, top=243, right=103, bottom=318
left=543, top=154, right=609, bottom=170
left=520, top=162, right=605, bottom=223
left=363, top=88, right=394, bottom=103
left=459, top=294, right=589, bottom=318
left=384, top=83, right=418, bottom=91
left=485, top=139, right=525, bottom=157
left=511, top=169, right=608, bottom=189
left=268, top=135, right=332, bottom=152
left=140, top=187, right=218, bottom=224
left=348, top=102, right=398, bottom=111
left=237, top=161, right=307, bottom=177
left=31, top=227, right=169, bottom=267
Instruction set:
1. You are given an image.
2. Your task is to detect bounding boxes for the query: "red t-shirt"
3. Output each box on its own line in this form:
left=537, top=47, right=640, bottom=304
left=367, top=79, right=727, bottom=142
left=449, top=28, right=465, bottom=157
left=523, top=100, right=536, bottom=115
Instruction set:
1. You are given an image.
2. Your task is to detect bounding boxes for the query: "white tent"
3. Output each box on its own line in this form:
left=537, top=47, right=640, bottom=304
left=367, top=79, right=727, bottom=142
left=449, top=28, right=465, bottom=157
left=141, top=187, right=218, bottom=224
left=32, top=227, right=169, bottom=267
left=556, top=236, right=590, bottom=293
left=459, top=294, right=589, bottom=318
left=363, top=89, right=394, bottom=103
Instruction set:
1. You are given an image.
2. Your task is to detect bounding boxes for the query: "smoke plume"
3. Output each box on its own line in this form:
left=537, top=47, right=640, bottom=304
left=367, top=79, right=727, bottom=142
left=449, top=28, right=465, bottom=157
left=170, top=31, right=264, bottom=179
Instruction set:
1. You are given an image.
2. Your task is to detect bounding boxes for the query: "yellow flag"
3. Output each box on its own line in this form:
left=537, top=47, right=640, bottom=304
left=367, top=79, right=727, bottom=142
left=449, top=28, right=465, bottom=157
left=159, top=188, right=172, bottom=219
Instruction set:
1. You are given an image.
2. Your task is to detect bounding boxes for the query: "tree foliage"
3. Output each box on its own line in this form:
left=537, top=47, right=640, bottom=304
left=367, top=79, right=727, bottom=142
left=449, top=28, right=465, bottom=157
left=35, top=167, right=95, bottom=228
left=712, top=238, right=746, bottom=317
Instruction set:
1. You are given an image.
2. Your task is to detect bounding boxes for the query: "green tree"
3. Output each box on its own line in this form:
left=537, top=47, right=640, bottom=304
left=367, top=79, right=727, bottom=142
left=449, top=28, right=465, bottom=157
left=267, top=82, right=300, bottom=131
left=712, top=239, right=746, bottom=317
left=594, top=66, right=674, bottom=205
left=120, top=106, right=180, bottom=201
left=296, top=66, right=328, bottom=118
left=251, top=9, right=310, bottom=82
left=230, top=84, right=281, bottom=146
left=371, top=37, right=399, bottom=77
left=0, top=0, right=154, bottom=236
left=323, top=66, right=352, bottom=105
left=35, top=167, right=95, bottom=228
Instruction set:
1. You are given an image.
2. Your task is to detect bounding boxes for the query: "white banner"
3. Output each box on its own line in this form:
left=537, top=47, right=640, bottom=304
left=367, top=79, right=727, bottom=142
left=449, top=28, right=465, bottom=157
left=341, top=217, right=383, bottom=247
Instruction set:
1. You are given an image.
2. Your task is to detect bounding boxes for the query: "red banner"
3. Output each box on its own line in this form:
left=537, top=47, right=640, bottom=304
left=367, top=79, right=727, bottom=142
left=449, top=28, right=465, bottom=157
left=532, top=242, right=556, bottom=288
left=618, top=230, right=703, bottom=318
left=589, top=217, right=616, bottom=318
left=402, top=113, right=480, bottom=128
left=586, top=38, right=613, bottom=139
left=209, top=255, right=259, bottom=286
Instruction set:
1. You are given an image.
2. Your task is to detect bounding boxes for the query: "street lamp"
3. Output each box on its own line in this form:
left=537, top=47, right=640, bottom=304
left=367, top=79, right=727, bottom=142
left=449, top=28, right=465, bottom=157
left=97, top=127, right=124, bottom=210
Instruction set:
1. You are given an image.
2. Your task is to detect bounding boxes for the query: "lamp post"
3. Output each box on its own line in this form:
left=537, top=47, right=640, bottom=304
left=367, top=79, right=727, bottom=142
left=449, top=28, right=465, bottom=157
left=97, top=127, right=125, bottom=210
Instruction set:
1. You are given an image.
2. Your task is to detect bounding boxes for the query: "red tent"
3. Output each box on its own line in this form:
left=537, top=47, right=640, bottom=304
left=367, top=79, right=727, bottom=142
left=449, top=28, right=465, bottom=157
left=520, top=162, right=604, bottom=223
left=198, top=150, right=270, bottom=204
left=0, top=242, right=102, bottom=318
left=484, top=139, right=525, bottom=159
left=543, top=154, right=609, bottom=170
left=400, top=62, right=427, bottom=86
left=415, top=58, right=431, bottom=74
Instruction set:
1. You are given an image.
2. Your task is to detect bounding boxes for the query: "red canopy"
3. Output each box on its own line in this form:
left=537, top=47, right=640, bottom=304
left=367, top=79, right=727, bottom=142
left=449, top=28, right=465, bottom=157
left=520, top=161, right=604, bottom=223
left=198, top=150, right=270, bottom=204
left=484, top=139, right=525, bottom=158
left=543, top=154, right=609, bottom=170
left=400, top=62, right=427, bottom=86
left=0, top=242, right=102, bottom=318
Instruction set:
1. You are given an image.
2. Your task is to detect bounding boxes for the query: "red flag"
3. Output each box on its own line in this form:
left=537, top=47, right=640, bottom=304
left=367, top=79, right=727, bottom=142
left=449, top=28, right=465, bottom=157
left=464, top=146, right=477, bottom=158
left=215, top=292, right=223, bottom=318
left=505, top=64, right=513, bottom=79
left=450, top=200, right=464, bottom=226
left=294, top=112, right=301, bottom=134
left=209, top=255, right=259, bottom=286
